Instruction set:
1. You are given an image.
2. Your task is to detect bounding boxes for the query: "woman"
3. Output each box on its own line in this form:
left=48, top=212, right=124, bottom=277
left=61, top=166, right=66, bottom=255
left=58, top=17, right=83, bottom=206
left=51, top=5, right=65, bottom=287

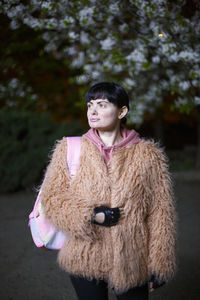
left=41, top=82, right=176, bottom=300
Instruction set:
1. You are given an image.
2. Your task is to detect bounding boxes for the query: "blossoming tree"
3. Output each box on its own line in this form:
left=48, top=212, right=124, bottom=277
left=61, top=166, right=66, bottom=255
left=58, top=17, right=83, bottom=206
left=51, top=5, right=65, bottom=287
left=1, top=0, right=200, bottom=124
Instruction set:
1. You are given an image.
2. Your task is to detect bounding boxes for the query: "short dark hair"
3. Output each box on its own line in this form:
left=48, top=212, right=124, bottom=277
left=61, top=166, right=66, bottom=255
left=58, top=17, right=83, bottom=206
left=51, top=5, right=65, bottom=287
left=85, top=82, right=129, bottom=124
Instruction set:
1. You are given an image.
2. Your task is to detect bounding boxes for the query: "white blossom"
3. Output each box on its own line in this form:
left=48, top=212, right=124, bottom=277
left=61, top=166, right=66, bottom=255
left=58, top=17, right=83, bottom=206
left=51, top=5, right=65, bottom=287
left=160, top=80, right=169, bottom=89
left=76, top=74, right=89, bottom=84
left=68, top=31, right=79, bottom=41
left=119, top=24, right=128, bottom=33
left=126, top=49, right=146, bottom=63
left=66, top=46, right=77, bottom=56
left=109, top=3, right=119, bottom=14
left=91, top=71, right=101, bottom=80
left=44, top=41, right=58, bottom=52
left=9, top=78, right=19, bottom=89
left=192, top=80, right=199, bottom=87
left=113, top=64, right=123, bottom=73
left=63, top=16, right=74, bottom=26
left=79, top=7, right=94, bottom=25
left=10, top=19, right=20, bottom=29
left=41, top=2, right=52, bottom=9
left=194, top=97, right=200, bottom=105
left=179, top=81, right=190, bottom=91
left=169, top=52, right=179, bottom=62
left=23, top=17, right=42, bottom=28
left=84, top=64, right=93, bottom=73
left=71, top=52, right=85, bottom=68
left=175, top=97, right=188, bottom=108
left=123, top=78, right=136, bottom=89
left=152, top=56, right=160, bottom=63
left=100, top=37, right=115, bottom=50
left=42, top=32, right=51, bottom=42
left=179, top=50, right=199, bottom=62
left=80, top=32, right=90, bottom=45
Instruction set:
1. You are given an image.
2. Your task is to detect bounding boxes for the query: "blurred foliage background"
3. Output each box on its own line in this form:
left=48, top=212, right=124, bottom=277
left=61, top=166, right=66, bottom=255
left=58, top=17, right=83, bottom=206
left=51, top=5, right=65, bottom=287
left=0, top=0, right=200, bottom=192
left=0, top=109, right=84, bottom=192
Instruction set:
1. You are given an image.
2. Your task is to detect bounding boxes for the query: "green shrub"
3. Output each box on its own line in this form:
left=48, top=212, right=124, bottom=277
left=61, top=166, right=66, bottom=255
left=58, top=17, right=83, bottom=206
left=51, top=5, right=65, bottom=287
left=167, top=149, right=196, bottom=172
left=0, top=109, right=84, bottom=192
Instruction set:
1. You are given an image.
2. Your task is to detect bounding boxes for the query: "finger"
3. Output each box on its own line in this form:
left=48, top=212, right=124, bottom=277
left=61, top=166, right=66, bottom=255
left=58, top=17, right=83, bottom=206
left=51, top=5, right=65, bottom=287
left=149, top=282, right=153, bottom=289
left=149, top=282, right=153, bottom=292
left=95, top=212, right=105, bottom=224
left=119, top=208, right=125, bottom=215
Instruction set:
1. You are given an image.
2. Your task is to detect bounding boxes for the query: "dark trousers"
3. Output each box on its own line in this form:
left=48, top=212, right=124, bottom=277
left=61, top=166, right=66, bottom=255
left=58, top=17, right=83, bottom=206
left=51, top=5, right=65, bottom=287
left=70, top=275, right=149, bottom=300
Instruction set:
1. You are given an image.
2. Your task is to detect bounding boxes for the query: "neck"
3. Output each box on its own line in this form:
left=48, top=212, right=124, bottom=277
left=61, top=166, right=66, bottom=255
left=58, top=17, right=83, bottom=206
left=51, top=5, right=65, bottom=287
left=97, top=126, right=123, bottom=147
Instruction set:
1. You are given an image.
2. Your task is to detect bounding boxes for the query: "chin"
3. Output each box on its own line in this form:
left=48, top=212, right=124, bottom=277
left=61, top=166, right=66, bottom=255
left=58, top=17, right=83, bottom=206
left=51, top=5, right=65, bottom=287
left=89, top=122, right=113, bottom=131
left=89, top=123, right=101, bottom=129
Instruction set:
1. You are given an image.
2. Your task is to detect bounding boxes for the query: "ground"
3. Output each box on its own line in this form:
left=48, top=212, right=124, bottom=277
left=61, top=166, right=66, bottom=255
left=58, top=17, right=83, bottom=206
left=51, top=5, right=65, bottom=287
left=0, top=173, right=200, bottom=300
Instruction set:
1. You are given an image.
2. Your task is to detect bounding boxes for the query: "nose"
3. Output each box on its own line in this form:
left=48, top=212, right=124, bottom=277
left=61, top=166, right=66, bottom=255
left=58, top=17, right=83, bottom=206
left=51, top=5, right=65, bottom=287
left=90, top=106, right=98, bottom=115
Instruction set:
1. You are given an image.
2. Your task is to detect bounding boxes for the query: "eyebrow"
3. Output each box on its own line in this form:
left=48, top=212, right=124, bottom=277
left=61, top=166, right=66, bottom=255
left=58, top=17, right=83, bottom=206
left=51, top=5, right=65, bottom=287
left=88, top=99, right=109, bottom=104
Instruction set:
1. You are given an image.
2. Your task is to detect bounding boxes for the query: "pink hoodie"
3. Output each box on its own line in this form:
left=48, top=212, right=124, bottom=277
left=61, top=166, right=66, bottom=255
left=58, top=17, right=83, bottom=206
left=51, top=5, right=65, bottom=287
left=83, top=128, right=141, bottom=164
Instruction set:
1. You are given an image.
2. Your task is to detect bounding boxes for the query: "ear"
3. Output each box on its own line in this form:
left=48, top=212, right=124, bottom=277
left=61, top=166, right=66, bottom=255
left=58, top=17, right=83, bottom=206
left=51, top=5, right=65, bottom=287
left=118, top=106, right=128, bottom=119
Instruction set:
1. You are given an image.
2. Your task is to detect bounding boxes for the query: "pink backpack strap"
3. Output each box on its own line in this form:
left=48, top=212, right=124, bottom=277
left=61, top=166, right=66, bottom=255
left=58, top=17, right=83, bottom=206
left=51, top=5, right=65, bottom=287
left=29, top=137, right=81, bottom=222
left=66, top=136, right=81, bottom=177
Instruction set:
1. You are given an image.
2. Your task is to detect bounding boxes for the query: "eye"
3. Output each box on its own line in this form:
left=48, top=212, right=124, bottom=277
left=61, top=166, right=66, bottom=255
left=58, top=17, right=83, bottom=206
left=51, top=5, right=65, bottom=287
left=99, top=103, right=106, bottom=108
left=87, top=103, right=91, bottom=108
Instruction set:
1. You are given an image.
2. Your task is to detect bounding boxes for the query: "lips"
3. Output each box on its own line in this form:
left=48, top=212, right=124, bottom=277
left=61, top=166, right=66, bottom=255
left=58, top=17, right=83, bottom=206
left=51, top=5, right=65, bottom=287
left=90, top=118, right=100, bottom=122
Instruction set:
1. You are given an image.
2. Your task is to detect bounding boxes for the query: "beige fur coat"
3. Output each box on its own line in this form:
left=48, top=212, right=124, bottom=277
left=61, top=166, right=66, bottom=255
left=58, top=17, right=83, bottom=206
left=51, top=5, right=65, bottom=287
left=41, top=136, right=176, bottom=293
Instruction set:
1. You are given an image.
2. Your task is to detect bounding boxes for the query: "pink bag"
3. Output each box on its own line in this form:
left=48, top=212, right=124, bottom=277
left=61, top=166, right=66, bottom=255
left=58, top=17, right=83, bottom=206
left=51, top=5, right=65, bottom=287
left=29, top=136, right=81, bottom=250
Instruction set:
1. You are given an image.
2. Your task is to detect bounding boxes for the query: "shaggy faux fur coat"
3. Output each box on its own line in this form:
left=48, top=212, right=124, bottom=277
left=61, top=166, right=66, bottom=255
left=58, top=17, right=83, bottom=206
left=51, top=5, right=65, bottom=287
left=41, top=136, right=176, bottom=294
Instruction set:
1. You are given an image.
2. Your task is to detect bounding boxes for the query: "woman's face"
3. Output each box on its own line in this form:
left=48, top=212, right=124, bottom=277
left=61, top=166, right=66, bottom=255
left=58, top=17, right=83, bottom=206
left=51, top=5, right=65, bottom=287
left=87, top=98, right=121, bottom=131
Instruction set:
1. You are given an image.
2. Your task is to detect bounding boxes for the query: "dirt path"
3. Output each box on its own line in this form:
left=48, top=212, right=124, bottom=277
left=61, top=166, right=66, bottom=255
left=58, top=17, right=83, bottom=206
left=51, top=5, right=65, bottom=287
left=0, top=177, right=200, bottom=300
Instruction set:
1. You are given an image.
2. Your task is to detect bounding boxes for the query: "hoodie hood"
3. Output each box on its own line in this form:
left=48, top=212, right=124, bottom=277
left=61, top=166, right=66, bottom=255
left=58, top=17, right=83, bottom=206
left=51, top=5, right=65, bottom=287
left=83, top=128, right=141, bottom=164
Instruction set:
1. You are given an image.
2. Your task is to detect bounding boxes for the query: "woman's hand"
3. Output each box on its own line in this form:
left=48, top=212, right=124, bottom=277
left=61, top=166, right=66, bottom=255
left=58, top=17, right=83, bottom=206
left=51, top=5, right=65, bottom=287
left=92, top=206, right=123, bottom=227
left=149, top=281, right=154, bottom=292
left=149, top=275, right=165, bottom=292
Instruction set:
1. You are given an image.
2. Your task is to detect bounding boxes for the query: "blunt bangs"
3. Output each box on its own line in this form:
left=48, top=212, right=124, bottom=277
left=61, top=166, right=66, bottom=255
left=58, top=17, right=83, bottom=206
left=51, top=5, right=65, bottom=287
left=85, top=82, right=130, bottom=111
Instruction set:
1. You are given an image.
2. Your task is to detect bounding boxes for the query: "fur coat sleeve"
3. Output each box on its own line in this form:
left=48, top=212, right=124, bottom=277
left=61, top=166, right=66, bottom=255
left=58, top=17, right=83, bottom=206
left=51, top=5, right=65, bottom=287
left=40, top=138, right=96, bottom=242
left=145, top=142, right=176, bottom=282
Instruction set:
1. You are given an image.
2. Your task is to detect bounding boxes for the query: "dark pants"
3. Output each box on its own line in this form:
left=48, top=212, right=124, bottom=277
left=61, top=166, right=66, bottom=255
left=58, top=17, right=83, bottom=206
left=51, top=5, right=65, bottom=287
left=70, top=275, right=149, bottom=300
